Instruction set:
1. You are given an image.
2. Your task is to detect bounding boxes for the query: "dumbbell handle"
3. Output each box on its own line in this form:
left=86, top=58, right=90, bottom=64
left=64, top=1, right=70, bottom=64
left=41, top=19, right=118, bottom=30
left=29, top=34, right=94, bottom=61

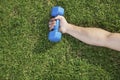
left=53, top=20, right=60, bottom=32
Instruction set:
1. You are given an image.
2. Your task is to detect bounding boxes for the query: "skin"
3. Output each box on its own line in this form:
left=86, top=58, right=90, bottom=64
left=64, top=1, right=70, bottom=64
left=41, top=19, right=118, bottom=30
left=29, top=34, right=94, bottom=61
left=49, top=15, right=120, bottom=51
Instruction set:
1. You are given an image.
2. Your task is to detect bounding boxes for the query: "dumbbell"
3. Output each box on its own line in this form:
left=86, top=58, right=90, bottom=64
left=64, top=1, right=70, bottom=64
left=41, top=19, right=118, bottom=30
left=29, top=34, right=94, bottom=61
left=48, top=6, right=64, bottom=42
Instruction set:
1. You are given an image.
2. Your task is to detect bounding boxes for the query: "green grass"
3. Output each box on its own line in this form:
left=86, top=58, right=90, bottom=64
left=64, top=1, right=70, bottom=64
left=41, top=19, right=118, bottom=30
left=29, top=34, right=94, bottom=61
left=0, top=0, right=120, bottom=80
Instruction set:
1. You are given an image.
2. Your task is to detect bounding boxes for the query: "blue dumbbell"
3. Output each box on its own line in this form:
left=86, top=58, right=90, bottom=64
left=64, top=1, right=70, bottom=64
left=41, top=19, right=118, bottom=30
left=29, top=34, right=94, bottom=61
left=48, top=6, right=64, bottom=42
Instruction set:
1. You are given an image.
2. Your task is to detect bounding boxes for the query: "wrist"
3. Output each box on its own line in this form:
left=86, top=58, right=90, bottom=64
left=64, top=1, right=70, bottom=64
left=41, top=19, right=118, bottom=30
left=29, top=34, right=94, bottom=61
left=65, top=23, right=73, bottom=34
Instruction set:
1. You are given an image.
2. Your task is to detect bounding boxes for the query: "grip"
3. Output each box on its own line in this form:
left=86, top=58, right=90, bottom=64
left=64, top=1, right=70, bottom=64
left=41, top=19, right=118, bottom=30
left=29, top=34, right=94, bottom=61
left=53, top=20, right=60, bottom=32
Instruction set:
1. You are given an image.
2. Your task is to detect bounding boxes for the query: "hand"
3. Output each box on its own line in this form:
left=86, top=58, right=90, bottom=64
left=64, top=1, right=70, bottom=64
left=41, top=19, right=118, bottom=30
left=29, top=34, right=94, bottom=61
left=49, top=15, right=69, bottom=33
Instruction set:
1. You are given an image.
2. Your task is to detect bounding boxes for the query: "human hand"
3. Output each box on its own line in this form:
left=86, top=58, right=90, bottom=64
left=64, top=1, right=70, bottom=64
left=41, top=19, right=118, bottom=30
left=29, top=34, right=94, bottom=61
left=49, top=15, right=69, bottom=33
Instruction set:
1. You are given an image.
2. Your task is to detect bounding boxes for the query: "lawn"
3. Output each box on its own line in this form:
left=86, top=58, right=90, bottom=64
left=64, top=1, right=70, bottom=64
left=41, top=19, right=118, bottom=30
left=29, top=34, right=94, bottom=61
left=0, top=0, right=120, bottom=80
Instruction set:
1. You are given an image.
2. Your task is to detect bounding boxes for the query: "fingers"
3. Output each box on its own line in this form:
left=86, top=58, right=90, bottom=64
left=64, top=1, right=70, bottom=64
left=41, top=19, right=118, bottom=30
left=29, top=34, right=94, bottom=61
left=49, top=18, right=56, bottom=30
left=49, top=16, right=64, bottom=31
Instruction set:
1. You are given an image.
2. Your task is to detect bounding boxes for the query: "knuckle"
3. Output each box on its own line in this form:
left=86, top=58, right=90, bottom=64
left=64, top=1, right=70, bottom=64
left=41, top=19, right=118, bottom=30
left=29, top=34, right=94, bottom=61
left=59, top=16, right=63, bottom=20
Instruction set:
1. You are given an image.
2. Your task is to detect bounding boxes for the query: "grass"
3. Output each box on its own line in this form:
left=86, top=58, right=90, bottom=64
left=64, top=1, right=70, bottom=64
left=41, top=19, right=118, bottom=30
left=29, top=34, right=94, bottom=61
left=0, top=0, right=120, bottom=80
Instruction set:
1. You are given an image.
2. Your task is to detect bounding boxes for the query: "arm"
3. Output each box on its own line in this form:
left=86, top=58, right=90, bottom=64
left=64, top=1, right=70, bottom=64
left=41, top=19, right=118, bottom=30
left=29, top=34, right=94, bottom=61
left=66, top=24, right=120, bottom=51
left=49, top=16, right=120, bottom=51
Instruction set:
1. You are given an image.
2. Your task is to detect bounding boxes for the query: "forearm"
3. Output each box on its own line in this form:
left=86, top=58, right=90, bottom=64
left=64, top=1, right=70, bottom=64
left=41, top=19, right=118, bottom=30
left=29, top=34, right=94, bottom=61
left=66, top=24, right=120, bottom=51
left=66, top=24, right=110, bottom=46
